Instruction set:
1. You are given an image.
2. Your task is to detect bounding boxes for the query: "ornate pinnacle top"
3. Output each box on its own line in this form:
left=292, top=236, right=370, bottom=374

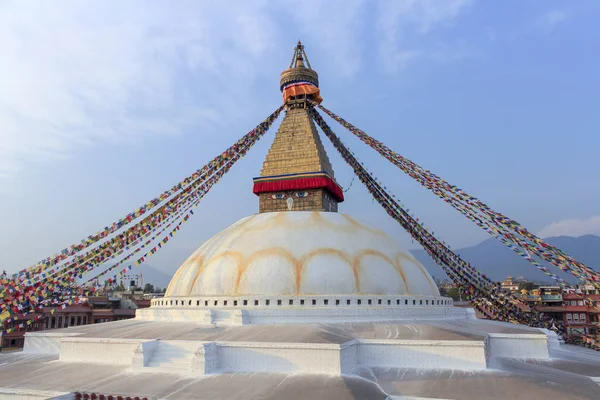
left=289, top=40, right=312, bottom=70
left=280, top=41, right=319, bottom=92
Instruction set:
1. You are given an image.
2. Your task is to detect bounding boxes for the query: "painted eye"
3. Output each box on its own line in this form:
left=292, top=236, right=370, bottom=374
left=269, top=193, right=286, bottom=199
left=295, top=191, right=309, bottom=198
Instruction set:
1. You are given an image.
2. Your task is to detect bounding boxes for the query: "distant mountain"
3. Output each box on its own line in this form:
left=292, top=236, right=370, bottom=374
left=137, top=263, right=172, bottom=289
left=411, top=234, right=600, bottom=284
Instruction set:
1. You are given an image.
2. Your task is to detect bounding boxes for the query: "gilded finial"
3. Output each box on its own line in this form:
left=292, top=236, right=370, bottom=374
left=280, top=41, right=322, bottom=104
left=289, top=40, right=312, bottom=70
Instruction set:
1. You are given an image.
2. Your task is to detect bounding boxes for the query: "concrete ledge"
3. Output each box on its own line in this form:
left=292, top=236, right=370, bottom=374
left=216, top=340, right=345, bottom=374
left=0, top=388, right=70, bottom=400
left=487, top=333, right=549, bottom=360
left=23, top=332, right=82, bottom=355
left=358, top=339, right=487, bottom=370
left=59, top=337, right=149, bottom=365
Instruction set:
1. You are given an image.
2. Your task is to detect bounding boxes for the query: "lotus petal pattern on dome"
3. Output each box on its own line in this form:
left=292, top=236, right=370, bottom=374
left=166, top=212, right=439, bottom=297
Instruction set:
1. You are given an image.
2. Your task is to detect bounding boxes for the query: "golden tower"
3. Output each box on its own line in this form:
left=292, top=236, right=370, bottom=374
left=252, top=41, right=344, bottom=213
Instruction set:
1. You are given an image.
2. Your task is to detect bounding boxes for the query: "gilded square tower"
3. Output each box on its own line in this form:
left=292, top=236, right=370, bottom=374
left=252, top=42, right=344, bottom=213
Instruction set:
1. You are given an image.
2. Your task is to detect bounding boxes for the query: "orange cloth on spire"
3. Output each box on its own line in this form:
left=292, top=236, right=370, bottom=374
left=282, top=83, right=323, bottom=104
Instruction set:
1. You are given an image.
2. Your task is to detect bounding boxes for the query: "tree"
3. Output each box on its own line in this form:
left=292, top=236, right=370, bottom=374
left=143, top=283, right=155, bottom=293
left=519, top=281, right=539, bottom=291
left=446, top=287, right=461, bottom=301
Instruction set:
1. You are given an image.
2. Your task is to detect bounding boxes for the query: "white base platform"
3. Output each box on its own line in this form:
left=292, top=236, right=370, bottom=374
left=20, top=314, right=552, bottom=377
left=2, top=315, right=599, bottom=400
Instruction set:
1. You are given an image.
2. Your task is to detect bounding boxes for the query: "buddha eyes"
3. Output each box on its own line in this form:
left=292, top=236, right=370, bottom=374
left=269, top=192, right=310, bottom=199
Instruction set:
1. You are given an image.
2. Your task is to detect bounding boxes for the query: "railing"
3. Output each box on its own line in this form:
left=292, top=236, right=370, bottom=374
left=540, top=294, right=563, bottom=301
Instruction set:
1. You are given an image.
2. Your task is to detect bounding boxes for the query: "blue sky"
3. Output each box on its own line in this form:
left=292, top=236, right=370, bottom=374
left=1, top=0, right=599, bottom=275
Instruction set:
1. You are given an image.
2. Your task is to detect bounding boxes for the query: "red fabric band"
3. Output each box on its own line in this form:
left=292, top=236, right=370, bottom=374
left=253, top=176, right=344, bottom=202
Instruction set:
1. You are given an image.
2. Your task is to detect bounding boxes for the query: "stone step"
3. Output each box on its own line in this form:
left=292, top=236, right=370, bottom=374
left=148, top=355, right=192, bottom=363
left=152, top=348, right=193, bottom=356
left=145, top=365, right=191, bottom=374
left=148, top=360, right=191, bottom=367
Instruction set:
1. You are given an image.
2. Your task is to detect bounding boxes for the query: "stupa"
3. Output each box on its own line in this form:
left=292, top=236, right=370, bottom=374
left=1, top=42, right=599, bottom=400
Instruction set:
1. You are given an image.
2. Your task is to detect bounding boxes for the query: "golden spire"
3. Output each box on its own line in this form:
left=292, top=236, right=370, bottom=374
left=280, top=41, right=322, bottom=105
left=252, top=42, right=341, bottom=213
left=289, top=40, right=312, bottom=69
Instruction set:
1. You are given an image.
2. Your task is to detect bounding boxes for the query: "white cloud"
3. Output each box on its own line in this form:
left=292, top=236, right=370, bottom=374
left=376, top=0, right=474, bottom=71
left=543, top=10, right=567, bottom=28
left=0, top=1, right=280, bottom=180
left=0, top=1, right=473, bottom=182
left=538, top=216, right=600, bottom=238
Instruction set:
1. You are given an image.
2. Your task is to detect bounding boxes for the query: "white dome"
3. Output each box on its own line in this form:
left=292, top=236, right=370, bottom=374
left=166, top=212, right=439, bottom=297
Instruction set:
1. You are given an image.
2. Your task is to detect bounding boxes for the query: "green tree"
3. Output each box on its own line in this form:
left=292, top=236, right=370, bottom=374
left=519, top=281, right=539, bottom=291
left=143, top=283, right=155, bottom=293
left=446, top=287, right=461, bottom=301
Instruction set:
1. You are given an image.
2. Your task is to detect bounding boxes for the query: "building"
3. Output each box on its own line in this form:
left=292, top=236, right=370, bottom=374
left=1, top=42, right=599, bottom=400
left=500, top=276, right=520, bottom=292
left=1, top=292, right=150, bottom=351
left=1, top=312, right=44, bottom=350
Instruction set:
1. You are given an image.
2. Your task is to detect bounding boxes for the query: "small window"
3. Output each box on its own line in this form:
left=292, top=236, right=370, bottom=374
left=358, top=299, right=362, bottom=305
left=254, top=300, right=259, bottom=306
left=276, top=299, right=281, bottom=305
left=574, top=314, right=579, bottom=321
left=266, top=300, right=270, bottom=306
left=214, top=301, right=218, bottom=306
left=413, top=300, right=416, bottom=305
left=312, top=299, right=316, bottom=305
left=234, top=300, right=238, bottom=306
left=243, top=300, right=248, bottom=306
left=347, top=299, right=351, bottom=305
left=426, top=300, right=429, bottom=305
left=566, top=313, right=572, bottom=320
left=181, top=302, right=184, bottom=307
left=205, top=301, right=208, bottom=306
left=405, top=299, right=408, bottom=305
left=324, top=299, right=329, bottom=305
left=387, top=300, right=391, bottom=305
left=378, top=299, right=382, bottom=305
left=170, top=300, right=173, bottom=306
left=188, top=300, right=192, bottom=306
left=289, top=299, right=293, bottom=305
left=580, top=313, right=586, bottom=321
left=301, top=299, right=305, bottom=305
left=396, top=299, right=400, bottom=305
left=368, top=299, right=372, bottom=305
left=571, top=301, right=577, bottom=306
left=175, top=300, right=178, bottom=305
left=420, top=300, right=423, bottom=305
left=224, top=300, right=228, bottom=306
left=336, top=299, right=340, bottom=305
left=196, top=300, right=200, bottom=306
left=578, top=301, right=584, bottom=306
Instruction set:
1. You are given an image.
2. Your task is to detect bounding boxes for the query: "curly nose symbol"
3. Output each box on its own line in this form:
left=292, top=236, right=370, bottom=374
left=287, top=197, right=294, bottom=211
